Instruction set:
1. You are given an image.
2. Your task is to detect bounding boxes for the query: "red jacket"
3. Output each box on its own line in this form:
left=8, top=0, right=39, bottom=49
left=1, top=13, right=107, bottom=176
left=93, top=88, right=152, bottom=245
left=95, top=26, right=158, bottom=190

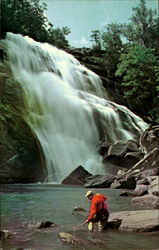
left=87, top=193, right=109, bottom=222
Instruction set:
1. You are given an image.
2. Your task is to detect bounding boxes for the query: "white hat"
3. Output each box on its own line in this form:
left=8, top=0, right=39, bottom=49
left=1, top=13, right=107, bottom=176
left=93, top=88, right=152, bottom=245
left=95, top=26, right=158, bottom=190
left=85, top=190, right=94, bottom=197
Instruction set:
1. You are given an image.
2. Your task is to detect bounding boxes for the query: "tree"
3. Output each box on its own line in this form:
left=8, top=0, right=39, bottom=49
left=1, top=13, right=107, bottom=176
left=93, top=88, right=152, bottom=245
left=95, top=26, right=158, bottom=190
left=90, top=30, right=102, bottom=50
left=101, top=23, right=124, bottom=78
left=123, top=0, right=157, bottom=48
left=48, top=27, right=70, bottom=49
left=1, top=0, right=70, bottom=49
left=116, top=45, right=158, bottom=122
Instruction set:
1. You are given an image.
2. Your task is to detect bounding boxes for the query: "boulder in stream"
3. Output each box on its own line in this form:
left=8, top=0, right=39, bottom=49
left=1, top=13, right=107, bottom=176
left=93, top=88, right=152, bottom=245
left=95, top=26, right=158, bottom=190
left=61, top=165, right=92, bottom=185
left=0, top=230, right=10, bottom=240
left=108, top=210, right=159, bottom=232
left=27, top=221, right=56, bottom=229
left=59, top=232, right=87, bottom=245
left=131, top=194, right=159, bottom=209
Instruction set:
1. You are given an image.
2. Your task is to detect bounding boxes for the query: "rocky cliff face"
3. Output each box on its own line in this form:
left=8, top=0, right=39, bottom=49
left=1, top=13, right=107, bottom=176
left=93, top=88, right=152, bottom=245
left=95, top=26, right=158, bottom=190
left=0, top=62, right=47, bottom=183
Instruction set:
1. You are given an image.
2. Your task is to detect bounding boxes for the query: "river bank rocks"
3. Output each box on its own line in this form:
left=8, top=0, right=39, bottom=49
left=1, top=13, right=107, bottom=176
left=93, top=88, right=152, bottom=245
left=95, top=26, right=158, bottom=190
left=62, top=126, right=159, bottom=210
left=98, top=139, right=140, bottom=171
left=108, top=210, right=159, bottom=232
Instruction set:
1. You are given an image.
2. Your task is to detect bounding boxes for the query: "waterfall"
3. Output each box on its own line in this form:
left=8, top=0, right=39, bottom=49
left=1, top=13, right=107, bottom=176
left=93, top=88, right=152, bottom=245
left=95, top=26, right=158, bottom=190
left=4, top=32, right=148, bottom=182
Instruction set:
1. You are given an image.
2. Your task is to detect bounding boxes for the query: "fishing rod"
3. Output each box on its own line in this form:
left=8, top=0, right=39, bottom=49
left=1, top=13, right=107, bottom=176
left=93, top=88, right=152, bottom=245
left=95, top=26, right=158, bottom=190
left=73, top=221, right=87, bottom=229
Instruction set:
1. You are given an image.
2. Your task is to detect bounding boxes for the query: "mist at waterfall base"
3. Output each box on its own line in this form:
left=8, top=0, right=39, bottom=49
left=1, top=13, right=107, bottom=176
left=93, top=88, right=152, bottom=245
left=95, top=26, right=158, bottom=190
left=5, top=33, right=148, bottom=182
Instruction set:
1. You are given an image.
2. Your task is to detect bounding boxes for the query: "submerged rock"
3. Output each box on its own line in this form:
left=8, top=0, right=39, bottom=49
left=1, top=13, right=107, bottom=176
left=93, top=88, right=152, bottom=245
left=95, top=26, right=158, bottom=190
left=59, top=232, right=87, bottom=245
left=72, top=207, right=87, bottom=217
left=27, top=221, right=56, bottom=229
left=72, top=207, right=86, bottom=212
left=0, top=230, right=10, bottom=240
left=119, top=191, right=133, bottom=197
left=59, top=231, right=106, bottom=247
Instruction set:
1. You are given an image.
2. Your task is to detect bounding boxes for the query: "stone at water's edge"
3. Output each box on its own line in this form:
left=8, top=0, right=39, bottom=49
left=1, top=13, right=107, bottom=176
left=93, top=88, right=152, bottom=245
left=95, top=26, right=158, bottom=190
left=109, top=210, right=159, bottom=232
left=148, top=176, right=159, bottom=195
left=61, top=165, right=92, bottom=185
left=131, top=194, right=159, bottom=209
left=133, top=184, right=148, bottom=196
left=84, top=174, right=115, bottom=188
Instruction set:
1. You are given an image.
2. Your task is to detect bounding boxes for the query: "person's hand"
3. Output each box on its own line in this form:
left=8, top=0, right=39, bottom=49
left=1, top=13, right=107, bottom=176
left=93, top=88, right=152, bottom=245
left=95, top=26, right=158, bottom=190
left=84, top=219, right=89, bottom=224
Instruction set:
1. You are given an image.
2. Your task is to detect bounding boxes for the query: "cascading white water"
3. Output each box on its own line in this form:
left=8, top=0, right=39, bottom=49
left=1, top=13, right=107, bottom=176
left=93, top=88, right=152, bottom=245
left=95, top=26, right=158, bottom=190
left=4, top=32, right=148, bottom=182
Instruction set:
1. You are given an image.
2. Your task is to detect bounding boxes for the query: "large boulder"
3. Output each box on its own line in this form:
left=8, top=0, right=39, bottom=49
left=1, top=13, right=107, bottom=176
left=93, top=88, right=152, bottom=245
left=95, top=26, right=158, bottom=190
left=135, top=168, right=159, bottom=183
left=131, top=194, right=159, bottom=209
left=126, top=148, right=159, bottom=176
left=148, top=176, right=159, bottom=195
left=84, top=174, right=115, bottom=188
left=139, top=125, right=159, bottom=154
left=108, top=210, right=159, bottom=232
left=126, top=126, right=159, bottom=177
left=133, top=184, right=148, bottom=196
left=111, top=176, right=136, bottom=189
left=101, top=140, right=140, bottom=172
left=61, top=165, right=92, bottom=185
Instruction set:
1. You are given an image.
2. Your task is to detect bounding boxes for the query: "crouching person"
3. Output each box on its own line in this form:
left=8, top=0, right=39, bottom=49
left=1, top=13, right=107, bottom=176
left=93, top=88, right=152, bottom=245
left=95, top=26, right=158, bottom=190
left=84, top=190, right=109, bottom=232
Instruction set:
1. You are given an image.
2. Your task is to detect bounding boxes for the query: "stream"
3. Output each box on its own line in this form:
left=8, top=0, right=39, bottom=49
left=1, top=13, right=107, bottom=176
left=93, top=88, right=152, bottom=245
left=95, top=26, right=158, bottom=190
left=0, top=184, right=159, bottom=249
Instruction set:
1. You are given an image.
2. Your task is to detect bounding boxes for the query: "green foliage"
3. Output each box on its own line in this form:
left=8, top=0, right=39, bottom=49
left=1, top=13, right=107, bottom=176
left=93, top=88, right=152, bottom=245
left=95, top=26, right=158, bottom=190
left=101, top=23, right=125, bottom=78
left=116, top=45, right=159, bottom=121
left=1, top=0, right=70, bottom=49
left=89, top=0, right=159, bottom=123
left=123, top=0, right=157, bottom=48
left=47, top=27, right=70, bottom=49
left=102, top=23, right=124, bottom=51
left=90, top=30, right=102, bottom=50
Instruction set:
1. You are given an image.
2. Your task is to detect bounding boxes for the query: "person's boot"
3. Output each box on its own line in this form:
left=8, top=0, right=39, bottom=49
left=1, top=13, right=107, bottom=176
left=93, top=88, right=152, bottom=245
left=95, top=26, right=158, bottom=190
left=88, top=221, right=94, bottom=232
